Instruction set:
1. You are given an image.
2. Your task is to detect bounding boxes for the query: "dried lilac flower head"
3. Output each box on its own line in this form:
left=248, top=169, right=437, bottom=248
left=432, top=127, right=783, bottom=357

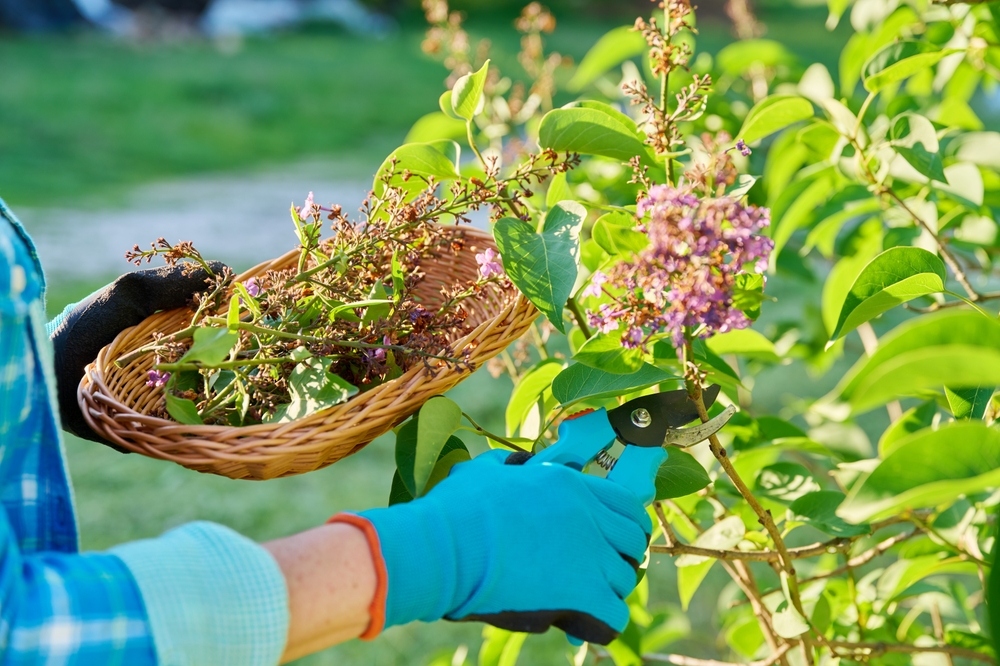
left=146, top=369, right=170, bottom=388
left=588, top=183, right=773, bottom=350
left=476, top=248, right=504, bottom=278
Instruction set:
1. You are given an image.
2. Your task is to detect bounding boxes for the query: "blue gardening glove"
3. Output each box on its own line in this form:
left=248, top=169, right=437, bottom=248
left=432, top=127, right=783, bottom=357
left=49, top=262, right=226, bottom=450
left=332, top=449, right=651, bottom=645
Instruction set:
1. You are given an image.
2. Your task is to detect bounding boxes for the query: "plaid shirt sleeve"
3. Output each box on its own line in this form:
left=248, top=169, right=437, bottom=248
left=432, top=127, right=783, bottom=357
left=0, top=214, right=157, bottom=665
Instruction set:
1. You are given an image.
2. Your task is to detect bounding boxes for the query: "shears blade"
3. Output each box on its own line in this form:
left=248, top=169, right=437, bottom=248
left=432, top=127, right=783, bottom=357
left=607, top=385, right=733, bottom=449
left=660, top=405, right=736, bottom=448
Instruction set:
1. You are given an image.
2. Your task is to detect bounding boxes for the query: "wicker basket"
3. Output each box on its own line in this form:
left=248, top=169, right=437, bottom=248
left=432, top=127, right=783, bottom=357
left=79, top=226, right=537, bottom=480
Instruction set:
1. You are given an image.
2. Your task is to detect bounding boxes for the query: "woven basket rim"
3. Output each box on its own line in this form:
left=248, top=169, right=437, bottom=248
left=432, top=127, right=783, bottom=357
left=78, top=224, right=538, bottom=479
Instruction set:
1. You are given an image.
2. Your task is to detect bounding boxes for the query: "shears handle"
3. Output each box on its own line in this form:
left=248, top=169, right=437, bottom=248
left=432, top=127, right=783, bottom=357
left=529, top=409, right=616, bottom=470
left=606, top=446, right=666, bottom=506
left=527, top=408, right=665, bottom=505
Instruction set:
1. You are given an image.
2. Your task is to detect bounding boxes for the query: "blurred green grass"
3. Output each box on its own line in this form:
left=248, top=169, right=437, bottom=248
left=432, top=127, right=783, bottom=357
left=14, top=7, right=858, bottom=663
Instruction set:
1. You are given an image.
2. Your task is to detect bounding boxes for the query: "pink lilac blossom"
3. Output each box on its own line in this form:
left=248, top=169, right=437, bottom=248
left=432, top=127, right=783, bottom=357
left=581, top=270, right=609, bottom=299
left=297, top=192, right=316, bottom=220
left=146, top=369, right=170, bottom=388
left=244, top=278, right=262, bottom=298
left=736, top=139, right=751, bottom=157
left=476, top=248, right=504, bottom=279
left=588, top=183, right=772, bottom=351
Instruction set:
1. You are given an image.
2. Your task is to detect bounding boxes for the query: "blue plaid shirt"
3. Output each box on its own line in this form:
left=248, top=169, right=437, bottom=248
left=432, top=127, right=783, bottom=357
left=0, top=198, right=289, bottom=666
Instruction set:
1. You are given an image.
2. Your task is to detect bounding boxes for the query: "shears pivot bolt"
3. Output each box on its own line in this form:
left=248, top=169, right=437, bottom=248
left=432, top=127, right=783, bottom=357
left=630, top=408, right=652, bottom=428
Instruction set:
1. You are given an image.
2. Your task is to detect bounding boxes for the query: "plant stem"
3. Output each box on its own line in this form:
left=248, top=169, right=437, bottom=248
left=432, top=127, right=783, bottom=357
left=826, top=641, right=995, bottom=664
left=683, top=342, right=810, bottom=659
left=460, top=412, right=527, bottom=453
left=114, top=325, right=199, bottom=367
left=566, top=296, right=592, bottom=339
left=467, top=120, right=488, bottom=169
left=155, top=357, right=299, bottom=372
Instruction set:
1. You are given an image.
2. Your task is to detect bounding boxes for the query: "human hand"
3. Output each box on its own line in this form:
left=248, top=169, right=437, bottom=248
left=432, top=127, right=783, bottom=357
left=333, top=448, right=651, bottom=645
left=50, top=262, right=225, bottom=449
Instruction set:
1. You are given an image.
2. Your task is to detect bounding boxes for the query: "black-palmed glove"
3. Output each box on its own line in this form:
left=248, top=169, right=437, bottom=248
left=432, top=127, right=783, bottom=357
left=50, top=263, right=224, bottom=449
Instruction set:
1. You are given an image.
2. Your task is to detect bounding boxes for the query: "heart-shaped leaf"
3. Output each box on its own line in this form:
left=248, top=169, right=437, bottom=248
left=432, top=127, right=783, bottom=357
left=551, top=362, right=676, bottom=406
left=829, top=247, right=946, bottom=342
left=738, top=95, right=814, bottom=146
left=493, top=201, right=585, bottom=332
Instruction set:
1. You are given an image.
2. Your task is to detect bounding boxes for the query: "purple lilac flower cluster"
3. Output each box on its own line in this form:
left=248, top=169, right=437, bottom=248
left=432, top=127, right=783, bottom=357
left=586, top=184, right=773, bottom=350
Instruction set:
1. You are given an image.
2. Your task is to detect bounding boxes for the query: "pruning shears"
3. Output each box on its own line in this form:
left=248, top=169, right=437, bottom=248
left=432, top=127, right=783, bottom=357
left=526, top=385, right=736, bottom=505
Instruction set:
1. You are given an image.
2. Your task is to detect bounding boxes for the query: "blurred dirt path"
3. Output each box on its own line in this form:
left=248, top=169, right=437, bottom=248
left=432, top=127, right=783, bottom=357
left=17, top=159, right=372, bottom=280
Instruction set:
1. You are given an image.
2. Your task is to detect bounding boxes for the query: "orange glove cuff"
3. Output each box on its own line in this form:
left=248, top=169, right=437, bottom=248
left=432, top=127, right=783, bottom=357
left=327, top=513, right=388, bottom=640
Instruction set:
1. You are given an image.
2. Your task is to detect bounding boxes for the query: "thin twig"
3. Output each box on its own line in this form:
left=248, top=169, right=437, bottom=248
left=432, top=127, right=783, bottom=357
left=827, top=641, right=995, bottom=664
left=460, top=412, right=526, bottom=453
left=566, top=296, right=592, bottom=339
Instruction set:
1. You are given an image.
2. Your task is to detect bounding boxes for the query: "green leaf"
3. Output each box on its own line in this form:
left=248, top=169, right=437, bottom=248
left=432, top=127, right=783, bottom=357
left=717, top=40, right=797, bottom=77
left=835, top=310, right=1000, bottom=413
left=772, top=606, right=810, bottom=639
left=493, top=202, right=585, bottom=333
left=165, top=393, right=204, bottom=425
left=890, top=113, right=947, bottom=183
left=839, top=421, right=1000, bottom=522
left=538, top=106, right=649, bottom=163
left=505, top=360, right=563, bottom=436
left=545, top=172, right=572, bottom=210
left=373, top=141, right=461, bottom=197
left=878, top=401, right=936, bottom=457
left=938, top=162, right=984, bottom=208
left=756, top=462, right=821, bottom=504
left=829, top=247, right=946, bottom=342
left=789, top=491, right=870, bottom=537
left=677, top=560, right=714, bottom=611
left=414, top=396, right=464, bottom=497
left=388, top=470, right=414, bottom=506
left=574, top=333, right=644, bottom=375
left=226, top=295, right=240, bottom=331
left=568, top=25, right=647, bottom=91
left=676, top=516, right=745, bottom=567
left=439, top=90, right=462, bottom=120
left=876, top=555, right=977, bottom=605
left=451, top=59, right=490, bottom=120
left=390, top=251, right=404, bottom=305
left=424, top=446, right=471, bottom=494
left=655, top=450, right=710, bottom=500
left=551, top=363, right=676, bottom=406
left=361, top=282, right=391, bottom=325
left=731, top=273, right=766, bottom=321
left=393, top=418, right=469, bottom=499
left=945, top=386, right=993, bottom=420
left=707, top=329, right=778, bottom=362
left=738, top=95, right=814, bottom=146
left=770, top=165, right=838, bottom=266
left=405, top=111, right=467, bottom=143
left=479, top=626, right=527, bottom=666
left=178, top=327, right=238, bottom=366
left=675, top=516, right=745, bottom=610
left=725, top=174, right=758, bottom=199
left=273, top=357, right=359, bottom=423
left=862, top=42, right=958, bottom=93
left=592, top=211, right=649, bottom=256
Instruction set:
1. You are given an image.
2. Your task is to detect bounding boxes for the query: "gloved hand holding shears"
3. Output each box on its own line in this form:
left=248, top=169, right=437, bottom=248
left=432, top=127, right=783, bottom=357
left=332, top=385, right=735, bottom=645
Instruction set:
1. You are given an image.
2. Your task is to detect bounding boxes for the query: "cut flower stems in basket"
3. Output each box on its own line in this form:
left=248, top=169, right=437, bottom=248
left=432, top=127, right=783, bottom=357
left=122, top=150, right=576, bottom=427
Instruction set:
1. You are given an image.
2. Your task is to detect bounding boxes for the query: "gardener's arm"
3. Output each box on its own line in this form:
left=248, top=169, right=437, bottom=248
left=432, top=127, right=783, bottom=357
left=265, top=523, right=376, bottom=663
